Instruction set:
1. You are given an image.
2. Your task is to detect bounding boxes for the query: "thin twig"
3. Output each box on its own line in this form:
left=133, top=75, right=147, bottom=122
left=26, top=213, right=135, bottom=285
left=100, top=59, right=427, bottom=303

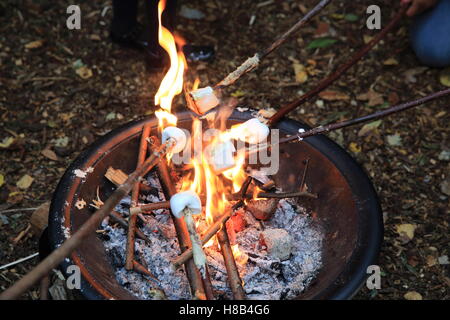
left=0, top=252, right=39, bottom=271
left=0, top=208, right=38, bottom=215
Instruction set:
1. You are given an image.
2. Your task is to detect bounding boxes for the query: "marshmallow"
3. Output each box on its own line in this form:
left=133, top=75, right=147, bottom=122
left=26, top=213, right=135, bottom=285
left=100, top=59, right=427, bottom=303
left=236, top=118, right=270, bottom=144
left=170, top=190, right=202, bottom=219
left=161, top=126, right=187, bottom=153
left=189, top=86, right=220, bottom=115
left=206, top=140, right=236, bottom=174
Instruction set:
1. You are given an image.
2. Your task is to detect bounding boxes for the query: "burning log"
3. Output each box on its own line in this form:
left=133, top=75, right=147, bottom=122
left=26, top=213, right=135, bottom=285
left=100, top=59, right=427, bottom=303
left=0, top=135, right=178, bottom=300
left=170, top=191, right=208, bottom=278
left=268, top=3, right=408, bottom=125
left=187, top=0, right=332, bottom=115
left=228, top=191, right=318, bottom=201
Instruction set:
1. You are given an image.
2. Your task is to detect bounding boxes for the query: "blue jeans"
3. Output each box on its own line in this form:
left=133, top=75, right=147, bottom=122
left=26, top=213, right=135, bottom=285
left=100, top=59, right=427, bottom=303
left=410, top=0, right=450, bottom=67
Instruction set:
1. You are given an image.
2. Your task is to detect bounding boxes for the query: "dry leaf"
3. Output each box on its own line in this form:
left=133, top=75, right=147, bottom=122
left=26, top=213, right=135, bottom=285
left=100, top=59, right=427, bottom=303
left=0, top=136, right=15, bottom=148
left=0, top=173, right=4, bottom=187
left=24, top=40, right=44, bottom=49
left=383, top=58, right=399, bottom=66
left=358, top=120, right=382, bottom=137
left=388, top=92, right=400, bottom=105
left=292, top=63, right=308, bottom=84
left=396, top=224, right=416, bottom=240
left=16, top=174, right=34, bottom=190
left=363, top=35, right=373, bottom=44
left=41, top=148, right=59, bottom=161
left=404, top=67, right=427, bottom=83
left=318, top=91, right=350, bottom=101
left=439, top=67, right=450, bottom=87
left=404, top=291, right=422, bottom=300
left=349, top=142, right=361, bottom=153
left=76, top=66, right=93, bottom=79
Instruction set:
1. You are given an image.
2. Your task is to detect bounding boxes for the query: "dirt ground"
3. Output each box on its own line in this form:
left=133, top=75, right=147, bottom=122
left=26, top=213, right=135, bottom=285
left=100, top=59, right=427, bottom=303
left=0, top=0, right=448, bottom=300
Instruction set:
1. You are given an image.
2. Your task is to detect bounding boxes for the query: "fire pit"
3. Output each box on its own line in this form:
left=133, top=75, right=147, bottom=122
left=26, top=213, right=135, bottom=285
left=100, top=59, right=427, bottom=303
left=47, top=110, right=382, bottom=300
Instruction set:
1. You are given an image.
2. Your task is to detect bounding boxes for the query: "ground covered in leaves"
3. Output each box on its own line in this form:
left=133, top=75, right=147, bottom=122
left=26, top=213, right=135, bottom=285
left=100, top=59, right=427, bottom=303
left=0, top=0, right=448, bottom=300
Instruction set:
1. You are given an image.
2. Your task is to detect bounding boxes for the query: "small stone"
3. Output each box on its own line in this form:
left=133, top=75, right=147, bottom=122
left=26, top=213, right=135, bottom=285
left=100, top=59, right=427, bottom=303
left=247, top=198, right=279, bottom=220
left=440, top=176, right=450, bottom=196
left=261, top=228, right=292, bottom=261
left=438, top=255, right=449, bottom=265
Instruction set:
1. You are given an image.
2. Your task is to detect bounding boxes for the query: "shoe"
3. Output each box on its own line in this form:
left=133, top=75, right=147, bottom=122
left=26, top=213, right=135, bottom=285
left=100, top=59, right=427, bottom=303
left=110, top=23, right=166, bottom=70
left=182, top=44, right=215, bottom=62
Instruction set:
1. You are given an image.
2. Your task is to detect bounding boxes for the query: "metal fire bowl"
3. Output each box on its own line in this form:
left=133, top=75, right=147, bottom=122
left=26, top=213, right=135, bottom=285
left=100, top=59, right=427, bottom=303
left=47, top=110, right=382, bottom=300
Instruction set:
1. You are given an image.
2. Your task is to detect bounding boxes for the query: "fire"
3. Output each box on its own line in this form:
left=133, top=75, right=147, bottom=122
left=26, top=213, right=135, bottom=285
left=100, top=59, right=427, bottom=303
left=154, top=0, right=185, bottom=128
left=153, top=0, right=249, bottom=265
left=232, top=244, right=248, bottom=265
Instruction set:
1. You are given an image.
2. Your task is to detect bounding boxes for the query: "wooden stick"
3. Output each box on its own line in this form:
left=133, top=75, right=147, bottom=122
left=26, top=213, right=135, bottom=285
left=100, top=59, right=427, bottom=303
left=172, top=209, right=234, bottom=269
left=0, top=139, right=175, bottom=300
left=228, top=191, right=318, bottom=200
left=150, top=139, right=212, bottom=300
left=126, top=123, right=152, bottom=270
left=109, top=210, right=151, bottom=244
left=251, top=88, right=450, bottom=154
left=268, top=3, right=408, bottom=125
left=216, top=0, right=332, bottom=88
left=217, top=227, right=246, bottom=299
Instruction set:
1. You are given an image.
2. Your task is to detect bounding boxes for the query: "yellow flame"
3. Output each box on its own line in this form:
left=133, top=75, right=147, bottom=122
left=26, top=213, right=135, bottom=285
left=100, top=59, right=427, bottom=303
left=154, top=0, right=185, bottom=127
left=232, top=244, right=248, bottom=265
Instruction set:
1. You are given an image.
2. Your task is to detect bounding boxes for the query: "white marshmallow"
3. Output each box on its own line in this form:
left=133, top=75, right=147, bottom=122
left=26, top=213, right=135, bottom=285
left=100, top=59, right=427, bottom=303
left=190, top=86, right=220, bottom=114
left=170, top=191, right=202, bottom=219
left=236, top=118, right=270, bottom=144
left=161, top=126, right=187, bottom=153
left=206, top=140, right=236, bottom=173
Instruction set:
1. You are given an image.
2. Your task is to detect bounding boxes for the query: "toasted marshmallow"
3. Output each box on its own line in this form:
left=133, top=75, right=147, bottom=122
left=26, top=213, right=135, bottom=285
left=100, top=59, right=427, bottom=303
left=236, top=118, right=270, bottom=144
left=206, top=140, right=236, bottom=174
left=161, top=126, right=187, bottom=153
left=170, top=191, right=202, bottom=219
left=189, top=86, right=220, bottom=115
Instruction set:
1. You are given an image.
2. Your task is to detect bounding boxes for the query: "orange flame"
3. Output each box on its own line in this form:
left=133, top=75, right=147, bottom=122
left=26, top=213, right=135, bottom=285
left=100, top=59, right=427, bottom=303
left=154, top=0, right=185, bottom=128
left=232, top=244, right=248, bottom=265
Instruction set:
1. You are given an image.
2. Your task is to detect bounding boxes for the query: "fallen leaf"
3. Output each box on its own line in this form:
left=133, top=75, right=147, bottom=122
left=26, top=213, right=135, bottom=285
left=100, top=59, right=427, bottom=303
left=54, top=136, right=69, bottom=147
left=75, top=66, right=93, bottom=79
left=307, top=38, right=337, bottom=50
left=24, top=40, right=44, bottom=49
left=344, top=13, right=359, bottom=22
left=403, top=67, right=427, bottom=83
left=357, top=89, right=384, bottom=106
left=383, top=58, right=399, bottom=66
left=396, top=224, right=416, bottom=241
left=0, top=136, right=15, bottom=148
left=0, top=174, right=4, bottom=187
left=292, top=63, right=308, bottom=83
left=404, top=291, right=422, bottom=300
left=330, top=13, right=344, bottom=20
left=16, top=174, right=34, bottom=190
left=426, top=255, right=437, bottom=267
left=387, top=134, right=402, bottom=146
left=89, top=34, right=101, bottom=41
left=41, top=149, right=59, bottom=161
left=439, top=67, right=450, bottom=87
left=358, top=120, right=382, bottom=137
left=363, top=35, right=373, bottom=44
left=315, top=22, right=329, bottom=36
left=388, top=92, right=400, bottom=105
left=318, top=90, right=350, bottom=101
left=231, top=90, right=246, bottom=98
left=349, top=142, right=361, bottom=153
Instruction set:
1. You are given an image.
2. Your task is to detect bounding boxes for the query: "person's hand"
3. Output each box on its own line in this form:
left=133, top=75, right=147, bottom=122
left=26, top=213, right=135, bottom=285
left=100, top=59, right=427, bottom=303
left=401, top=0, right=438, bottom=17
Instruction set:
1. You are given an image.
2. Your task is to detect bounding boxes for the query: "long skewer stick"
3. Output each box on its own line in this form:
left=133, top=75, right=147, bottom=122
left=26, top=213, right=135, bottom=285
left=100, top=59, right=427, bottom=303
left=0, top=139, right=176, bottom=300
left=251, top=88, right=450, bottom=155
left=268, top=3, right=408, bottom=125
left=216, top=0, right=332, bottom=89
